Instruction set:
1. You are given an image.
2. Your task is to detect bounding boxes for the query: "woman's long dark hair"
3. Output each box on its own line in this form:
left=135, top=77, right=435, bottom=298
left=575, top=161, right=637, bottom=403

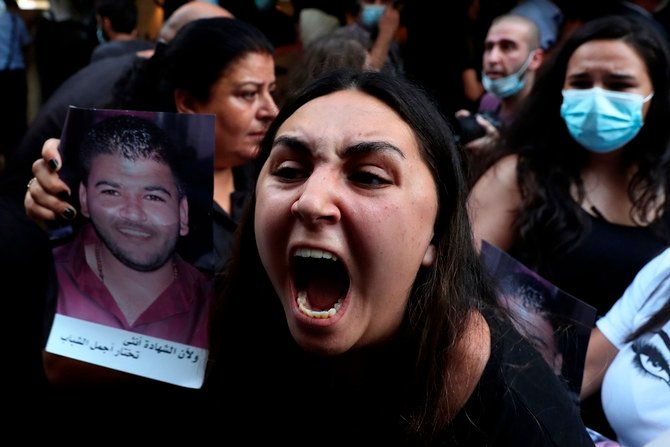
left=206, top=69, right=498, bottom=440
left=496, top=15, right=670, bottom=270
left=111, top=17, right=274, bottom=111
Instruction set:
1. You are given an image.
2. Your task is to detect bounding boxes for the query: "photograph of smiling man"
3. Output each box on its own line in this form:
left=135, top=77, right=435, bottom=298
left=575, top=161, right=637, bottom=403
left=45, top=108, right=214, bottom=387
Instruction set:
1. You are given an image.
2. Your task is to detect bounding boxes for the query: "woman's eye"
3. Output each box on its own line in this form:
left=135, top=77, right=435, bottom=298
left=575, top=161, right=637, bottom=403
left=606, top=83, right=634, bottom=92
left=241, top=91, right=258, bottom=101
left=271, top=165, right=305, bottom=181
left=350, top=170, right=391, bottom=186
left=567, top=81, right=591, bottom=89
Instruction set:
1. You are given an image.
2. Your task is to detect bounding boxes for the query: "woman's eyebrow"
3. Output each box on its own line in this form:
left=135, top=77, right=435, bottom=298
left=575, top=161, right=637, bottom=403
left=272, top=136, right=406, bottom=160
left=272, top=135, right=310, bottom=155
left=565, top=72, right=591, bottom=82
left=341, top=141, right=406, bottom=159
left=604, top=73, right=637, bottom=82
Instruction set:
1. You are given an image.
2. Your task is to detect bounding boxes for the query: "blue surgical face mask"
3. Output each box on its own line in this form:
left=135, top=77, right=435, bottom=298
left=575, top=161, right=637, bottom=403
left=255, top=0, right=275, bottom=12
left=360, top=4, right=386, bottom=29
left=96, top=25, right=108, bottom=44
left=482, top=52, right=534, bottom=98
left=560, top=87, right=654, bottom=153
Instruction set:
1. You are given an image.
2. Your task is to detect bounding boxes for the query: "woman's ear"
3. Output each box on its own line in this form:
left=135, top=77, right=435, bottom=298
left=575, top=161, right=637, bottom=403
left=422, top=243, right=436, bottom=267
left=174, top=88, right=199, bottom=113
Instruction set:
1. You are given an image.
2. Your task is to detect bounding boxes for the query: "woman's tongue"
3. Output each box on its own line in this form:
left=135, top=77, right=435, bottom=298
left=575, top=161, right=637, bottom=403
left=303, top=274, right=343, bottom=311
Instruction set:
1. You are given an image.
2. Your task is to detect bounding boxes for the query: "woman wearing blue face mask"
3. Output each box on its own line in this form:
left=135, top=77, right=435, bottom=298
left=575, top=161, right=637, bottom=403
left=468, top=15, right=670, bottom=439
left=360, top=1, right=387, bottom=28
left=332, top=0, right=404, bottom=75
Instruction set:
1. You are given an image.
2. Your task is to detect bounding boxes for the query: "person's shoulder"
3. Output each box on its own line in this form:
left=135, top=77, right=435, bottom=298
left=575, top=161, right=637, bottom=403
left=177, top=257, right=213, bottom=284
left=621, top=245, right=670, bottom=312
left=53, top=51, right=138, bottom=101
left=474, top=311, right=593, bottom=445
left=172, top=257, right=211, bottom=324
left=476, top=153, right=519, bottom=189
left=493, top=153, right=519, bottom=173
left=467, top=154, right=522, bottom=249
left=458, top=310, right=491, bottom=366
left=447, top=310, right=491, bottom=416
left=621, top=246, right=670, bottom=308
left=333, top=23, right=369, bottom=42
left=641, top=246, right=670, bottom=277
left=52, top=228, right=84, bottom=263
left=486, top=310, right=545, bottom=367
left=90, top=41, right=150, bottom=63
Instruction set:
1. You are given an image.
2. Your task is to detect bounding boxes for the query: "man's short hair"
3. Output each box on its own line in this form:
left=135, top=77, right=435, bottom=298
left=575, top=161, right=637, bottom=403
left=499, top=271, right=555, bottom=322
left=491, top=14, right=541, bottom=51
left=79, top=115, right=184, bottom=197
left=97, top=0, right=138, bottom=34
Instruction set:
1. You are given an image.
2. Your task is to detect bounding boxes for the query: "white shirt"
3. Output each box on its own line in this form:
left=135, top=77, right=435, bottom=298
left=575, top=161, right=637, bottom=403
left=597, top=247, right=670, bottom=447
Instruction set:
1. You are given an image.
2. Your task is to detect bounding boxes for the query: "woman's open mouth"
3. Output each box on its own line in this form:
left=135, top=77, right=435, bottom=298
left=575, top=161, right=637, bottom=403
left=292, top=248, right=350, bottom=320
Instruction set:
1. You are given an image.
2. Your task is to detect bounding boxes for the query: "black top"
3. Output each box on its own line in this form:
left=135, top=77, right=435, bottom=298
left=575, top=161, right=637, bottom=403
left=510, top=205, right=670, bottom=439
left=517, top=207, right=670, bottom=318
left=192, top=162, right=255, bottom=275
left=210, top=310, right=593, bottom=446
left=89, top=39, right=153, bottom=63
left=441, top=312, right=593, bottom=446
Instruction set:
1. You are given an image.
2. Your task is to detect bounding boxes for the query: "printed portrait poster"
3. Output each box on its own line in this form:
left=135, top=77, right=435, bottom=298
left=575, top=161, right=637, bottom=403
left=45, top=107, right=214, bottom=388
left=480, top=240, right=597, bottom=399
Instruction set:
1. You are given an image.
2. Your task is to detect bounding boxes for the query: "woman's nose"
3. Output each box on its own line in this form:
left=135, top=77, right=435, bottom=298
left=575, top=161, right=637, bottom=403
left=290, top=172, right=341, bottom=225
left=259, top=90, right=279, bottom=120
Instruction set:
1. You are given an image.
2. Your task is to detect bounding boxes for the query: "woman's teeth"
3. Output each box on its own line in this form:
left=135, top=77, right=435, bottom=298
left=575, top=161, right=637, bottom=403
left=294, top=248, right=338, bottom=261
left=297, top=291, right=343, bottom=319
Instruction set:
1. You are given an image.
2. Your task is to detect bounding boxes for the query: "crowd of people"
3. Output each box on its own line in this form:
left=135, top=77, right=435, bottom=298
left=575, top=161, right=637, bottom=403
left=3, top=0, right=670, bottom=445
